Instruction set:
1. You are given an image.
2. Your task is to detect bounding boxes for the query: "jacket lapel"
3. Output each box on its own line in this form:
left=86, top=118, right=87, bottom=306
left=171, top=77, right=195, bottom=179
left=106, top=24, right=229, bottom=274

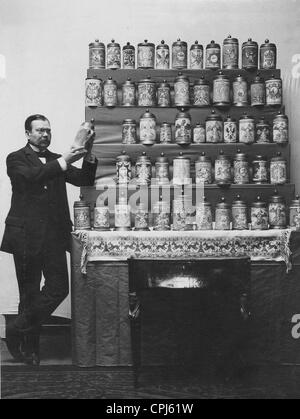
left=23, top=144, right=58, bottom=166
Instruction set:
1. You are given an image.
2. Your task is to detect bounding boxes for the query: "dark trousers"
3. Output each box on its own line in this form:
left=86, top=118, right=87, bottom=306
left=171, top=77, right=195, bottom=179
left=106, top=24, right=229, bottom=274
left=12, top=228, right=69, bottom=350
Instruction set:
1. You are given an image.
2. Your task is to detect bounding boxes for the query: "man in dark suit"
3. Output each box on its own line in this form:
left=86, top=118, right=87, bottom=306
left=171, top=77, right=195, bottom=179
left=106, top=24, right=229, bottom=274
left=1, top=114, right=98, bottom=365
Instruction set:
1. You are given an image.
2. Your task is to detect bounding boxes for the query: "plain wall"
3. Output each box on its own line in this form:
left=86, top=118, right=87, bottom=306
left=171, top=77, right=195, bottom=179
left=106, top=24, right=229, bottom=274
left=0, top=0, right=299, bottom=318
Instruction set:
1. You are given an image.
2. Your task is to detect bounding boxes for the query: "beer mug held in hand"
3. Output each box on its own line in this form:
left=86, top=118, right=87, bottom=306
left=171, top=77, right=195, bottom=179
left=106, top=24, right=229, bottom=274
left=73, top=121, right=95, bottom=149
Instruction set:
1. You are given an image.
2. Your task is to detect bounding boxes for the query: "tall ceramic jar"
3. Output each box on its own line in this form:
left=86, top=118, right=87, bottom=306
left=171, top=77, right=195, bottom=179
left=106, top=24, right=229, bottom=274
left=103, top=77, right=118, bottom=107
left=270, top=152, right=287, bottom=185
left=252, top=155, right=268, bottom=184
left=156, top=40, right=170, bottom=69
left=155, top=153, right=170, bottom=185
left=122, top=119, right=137, bottom=144
left=140, top=109, right=157, bottom=145
left=94, top=203, right=110, bottom=231
left=239, top=113, right=255, bottom=144
left=74, top=196, right=91, bottom=230
left=115, top=194, right=131, bottom=231
left=193, top=123, right=206, bottom=144
left=89, top=39, right=105, bottom=69
left=153, top=199, right=171, bottom=231
left=242, top=38, right=258, bottom=70
left=251, top=197, right=268, bottom=230
left=195, top=153, right=213, bottom=185
left=175, top=109, right=192, bottom=145
left=265, top=75, right=282, bottom=106
left=174, top=73, right=190, bottom=107
left=289, top=196, right=300, bottom=229
left=250, top=74, right=266, bottom=106
left=215, top=197, right=231, bottom=230
left=205, top=40, right=221, bottom=70
left=172, top=39, right=188, bottom=70
left=157, top=80, right=171, bottom=107
left=215, top=151, right=232, bottom=185
left=206, top=111, right=223, bottom=143
left=233, top=152, right=250, bottom=185
left=260, top=39, right=277, bottom=70
left=122, top=78, right=136, bottom=107
left=268, top=192, right=287, bottom=229
left=107, top=39, right=121, bottom=69
left=193, top=77, right=211, bottom=107
left=135, top=152, right=152, bottom=186
left=122, top=42, right=135, bottom=69
left=256, top=118, right=271, bottom=143
left=137, top=40, right=155, bottom=69
left=196, top=197, right=213, bottom=230
left=173, top=152, right=191, bottom=185
left=190, top=41, right=204, bottom=69
left=85, top=76, right=103, bottom=107
left=116, top=151, right=132, bottom=185
left=134, top=203, right=149, bottom=231
left=160, top=122, right=172, bottom=143
left=232, top=196, right=248, bottom=230
left=273, top=111, right=289, bottom=144
left=233, top=75, right=248, bottom=107
left=224, top=116, right=238, bottom=143
left=223, top=35, right=239, bottom=69
left=137, top=76, right=157, bottom=107
left=213, top=72, right=231, bottom=107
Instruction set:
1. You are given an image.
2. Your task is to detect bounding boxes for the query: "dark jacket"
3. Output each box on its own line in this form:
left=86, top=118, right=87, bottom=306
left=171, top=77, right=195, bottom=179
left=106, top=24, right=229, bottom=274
left=1, top=144, right=97, bottom=256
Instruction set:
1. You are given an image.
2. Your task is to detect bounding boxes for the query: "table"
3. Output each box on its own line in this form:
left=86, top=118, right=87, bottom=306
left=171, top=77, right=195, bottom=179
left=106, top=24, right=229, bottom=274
left=71, top=230, right=300, bottom=368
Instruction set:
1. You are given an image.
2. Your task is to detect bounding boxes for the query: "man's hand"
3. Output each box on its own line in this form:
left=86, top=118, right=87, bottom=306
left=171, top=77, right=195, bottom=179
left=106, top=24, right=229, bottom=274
left=62, top=146, right=87, bottom=165
left=83, top=129, right=96, bottom=162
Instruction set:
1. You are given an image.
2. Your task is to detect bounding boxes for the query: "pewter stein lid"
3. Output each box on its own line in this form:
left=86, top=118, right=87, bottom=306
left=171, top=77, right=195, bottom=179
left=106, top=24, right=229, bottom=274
left=157, top=40, right=169, bottom=50
left=202, top=196, right=212, bottom=207
left=234, top=74, right=247, bottom=82
left=175, top=151, right=190, bottom=161
left=105, top=76, right=116, bottom=85
left=107, top=39, right=120, bottom=48
left=274, top=110, right=288, bottom=120
left=252, top=196, right=267, bottom=208
left=175, top=72, right=189, bottom=82
left=194, top=77, right=209, bottom=86
left=173, top=38, right=187, bottom=47
left=138, top=75, right=156, bottom=84
left=137, top=152, right=151, bottom=164
left=216, top=197, right=230, bottom=209
left=225, top=115, right=236, bottom=123
left=266, top=74, right=281, bottom=82
left=141, top=109, right=156, bottom=119
left=269, top=190, right=285, bottom=204
left=206, top=110, right=222, bottom=122
left=74, top=195, right=90, bottom=208
left=261, top=39, right=276, bottom=48
left=232, top=195, right=247, bottom=207
left=123, top=119, right=136, bottom=124
left=156, top=152, right=169, bottom=164
left=176, top=108, right=191, bottom=119
left=271, top=152, right=286, bottom=162
left=242, top=38, right=258, bottom=48
left=117, top=150, right=131, bottom=162
left=291, top=195, right=300, bottom=207
left=214, top=71, right=229, bottom=80
left=158, top=80, right=170, bottom=88
left=240, top=112, right=254, bottom=121
left=257, top=117, right=269, bottom=125
left=234, top=150, right=247, bottom=160
left=217, top=150, right=230, bottom=161
left=252, top=74, right=264, bottom=83
left=123, top=77, right=135, bottom=86
left=191, top=40, right=203, bottom=50
left=89, top=39, right=105, bottom=48
left=206, top=40, right=221, bottom=49
left=138, top=39, right=155, bottom=48
left=197, top=152, right=211, bottom=163
left=123, top=42, right=135, bottom=51
left=223, top=35, right=239, bottom=45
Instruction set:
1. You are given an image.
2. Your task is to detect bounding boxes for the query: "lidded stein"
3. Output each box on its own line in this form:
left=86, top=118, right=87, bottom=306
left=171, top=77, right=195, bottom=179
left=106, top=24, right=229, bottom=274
left=159, top=122, right=172, bottom=143
left=206, top=111, right=223, bottom=143
left=85, top=76, right=103, bottom=107
left=196, top=197, right=213, bottom=231
left=175, top=108, right=192, bottom=145
left=172, top=38, right=188, bottom=70
left=273, top=111, right=289, bottom=144
left=153, top=197, right=171, bottom=231
left=135, top=152, right=152, bottom=186
left=107, top=39, right=121, bottom=69
left=256, top=118, right=271, bottom=143
left=289, top=195, right=300, bottom=229
left=205, top=40, right=221, bottom=70
left=134, top=203, right=149, bottom=231
left=250, top=74, right=266, bottom=106
left=137, top=76, right=157, bottom=107
left=94, top=199, right=110, bottom=231
left=156, top=40, right=170, bottom=69
left=265, top=75, right=282, bottom=106
left=268, top=191, right=287, bottom=229
left=251, top=196, right=268, bottom=230
left=260, top=39, right=277, bottom=70
left=233, top=151, right=250, bottom=185
left=122, top=42, right=135, bottom=69
left=116, top=150, right=132, bottom=185
left=270, top=152, right=287, bottom=185
left=213, top=71, right=231, bottom=107
left=174, top=73, right=190, bottom=106
left=195, top=152, right=213, bottom=185
left=252, top=155, right=268, bottom=184
left=193, top=123, right=206, bottom=144
left=157, top=80, right=171, bottom=107
left=239, top=113, right=255, bottom=144
left=193, top=77, right=211, bottom=107
left=224, top=115, right=238, bottom=143
left=137, top=40, right=155, bottom=69
left=215, top=197, right=231, bottom=230
left=232, top=195, right=248, bottom=230
left=242, top=38, right=258, bottom=70
left=103, top=77, right=118, bottom=107
left=223, top=35, right=239, bottom=69
left=140, top=109, right=157, bottom=145
left=89, top=39, right=105, bottom=69
left=74, top=195, right=91, bottom=230
left=122, top=78, right=136, bottom=107
left=115, top=192, right=131, bottom=231
left=173, top=196, right=187, bottom=231
left=173, top=152, right=191, bottom=186
left=190, top=41, right=204, bottom=69
left=233, top=75, right=248, bottom=107
left=155, top=153, right=170, bottom=185
left=122, top=119, right=137, bottom=144
left=215, top=151, right=232, bottom=185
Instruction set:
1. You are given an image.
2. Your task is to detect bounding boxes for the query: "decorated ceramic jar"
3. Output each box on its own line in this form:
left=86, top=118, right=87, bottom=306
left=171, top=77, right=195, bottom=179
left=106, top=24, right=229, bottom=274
left=270, top=152, right=287, bottom=185
left=137, top=40, right=155, bottom=69
left=251, top=197, right=269, bottom=230
left=252, top=155, right=268, bottom=184
left=138, top=76, right=157, bottom=107
left=175, top=109, right=192, bottom=145
left=135, top=152, right=152, bottom=186
left=196, top=197, right=213, bottom=230
left=224, top=116, right=238, bottom=143
left=103, top=77, right=118, bottom=107
left=206, top=111, right=223, bottom=143
left=190, top=41, right=204, bottom=69
left=193, top=123, right=206, bottom=143
left=157, top=80, right=171, bottom=107
left=122, top=119, right=137, bottom=145
left=213, top=72, right=231, bottom=107
left=242, top=38, right=258, bottom=70
left=116, top=151, right=132, bottom=185
left=174, top=73, right=190, bottom=106
left=172, top=39, right=188, bottom=70
left=155, top=153, right=170, bottom=185
left=173, top=152, right=191, bottom=185
left=193, top=77, right=211, bottom=107
left=232, top=196, right=248, bottom=230
left=156, top=40, right=170, bottom=69
left=122, top=78, right=136, bottom=106
left=122, top=42, right=135, bottom=69
left=115, top=194, right=131, bottom=231
left=215, top=197, right=231, bottom=230
left=85, top=76, right=103, bottom=107
left=107, top=39, right=121, bottom=69
left=256, top=118, right=271, bottom=143
left=134, top=203, right=149, bottom=231
left=239, top=113, right=255, bottom=144
left=266, top=75, right=282, bottom=106
left=173, top=197, right=187, bottom=231
left=233, top=75, right=248, bottom=107
left=159, top=122, right=172, bottom=143
left=89, top=39, right=105, bottom=69
left=94, top=204, right=110, bottom=231
left=215, top=151, right=232, bottom=185
left=153, top=199, right=171, bottom=231
left=273, top=111, right=289, bottom=144
left=289, top=196, right=300, bottom=229
left=74, top=196, right=91, bottom=230
left=195, top=152, right=213, bottom=185
left=204, top=40, right=220, bottom=70
left=268, top=193, right=287, bottom=229
left=223, top=35, right=239, bottom=69
left=250, top=74, right=266, bottom=106
left=140, top=109, right=157, bottom=145
left=260, top=39, right=277, bottom=70
left=233, top=152, right=250, bottom=185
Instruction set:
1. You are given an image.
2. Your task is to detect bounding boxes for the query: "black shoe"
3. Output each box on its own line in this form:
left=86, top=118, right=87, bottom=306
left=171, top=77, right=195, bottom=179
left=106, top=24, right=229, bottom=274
left=5, top=327, right=25, bottom=363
